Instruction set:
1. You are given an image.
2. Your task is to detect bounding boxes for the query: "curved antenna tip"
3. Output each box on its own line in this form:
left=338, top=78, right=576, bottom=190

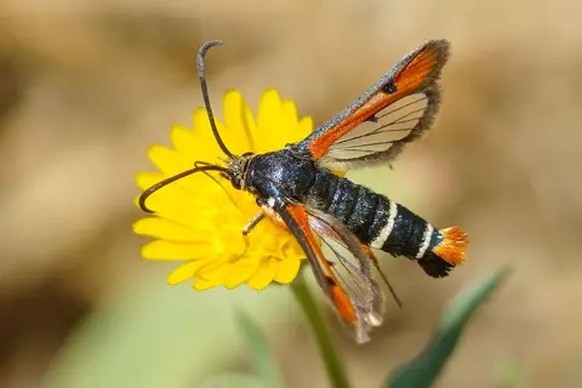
left=194, top=39, right=234, bottom=158
left=138, top=196, right=156, bottom=214
left=200, top=39, right=224, bottom=50
left=197, top=40, right=225, bottom=72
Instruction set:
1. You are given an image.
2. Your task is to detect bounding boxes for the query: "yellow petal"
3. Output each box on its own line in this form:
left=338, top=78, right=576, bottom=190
left=193, top=260, right=232, bottom=289
left=192, top=108, right=223, bottom=160
left=133, top=217, right=208, bottom=241
left=243, top=102, right=260, bottom=152
left=281, top=99, right=298, bottom=130
left=192, top=105, right=250, bottom=158
left=223, top=256, right=261, bottom=289
left=247, top=258, right=278, bottom=290
left=258, top=89, right=282, bottom=129
left=192, top=106, right=211, bottom=133
left=218, top=122, right=252, bottom=156
left=274, top=100, right=300, bottom=148
left=135, top=186, right=217, bottom=228
left=136, top=169, right=235, bottom=225
left=192, top=276, right=220, bottom=291
left=297, top=116, right=314, bottom=138
left=223, top=90, right=254, bottom=151
left=167, top=260, right=208, bottom=285
left=273, top=258, right=301, bottom=284
left=142, top=240, right=211, bottom=260
left=282, top=238, right=306, bottom=260
left=256, top=89, right=284, bottom=152
left=147, top=145, right=193, bottom=176
left=136, top=171, right=164, bottom=191
left=170, top=125, right=197, bottom=155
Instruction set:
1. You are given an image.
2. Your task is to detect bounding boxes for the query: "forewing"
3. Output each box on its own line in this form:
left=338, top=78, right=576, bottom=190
left=320, top=87, right=439, bottom=168
left=276, top=202, right=383, bottom=343
left=296, top=40, right=449, bottom=169
left=306, top=208, right=386, bottom=324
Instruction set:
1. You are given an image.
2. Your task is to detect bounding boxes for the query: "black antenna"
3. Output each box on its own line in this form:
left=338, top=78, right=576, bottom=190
left=139, top=165, right=227, bottom=213
left=196, top=40, right=234, bottom=158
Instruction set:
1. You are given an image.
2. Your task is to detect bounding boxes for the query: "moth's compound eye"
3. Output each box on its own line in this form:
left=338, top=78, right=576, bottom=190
left=231, top=179, right=242, bottom=190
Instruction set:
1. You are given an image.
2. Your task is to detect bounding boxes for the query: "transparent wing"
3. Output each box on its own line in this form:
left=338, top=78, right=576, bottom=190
left=304, top=208, right=386, bottom=338
left=320, top=88, right=439, bottom=169
left=276, top=202, right=384, bottom=343
left=296, top=40, right=449, bottom=170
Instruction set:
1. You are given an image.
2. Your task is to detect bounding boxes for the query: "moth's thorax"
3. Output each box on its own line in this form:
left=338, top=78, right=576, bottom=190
left=244, top=148, right=316, bottom=200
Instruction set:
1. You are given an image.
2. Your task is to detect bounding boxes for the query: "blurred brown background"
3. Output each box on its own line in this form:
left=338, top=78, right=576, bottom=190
left=1, top=1, right=581, bottom=387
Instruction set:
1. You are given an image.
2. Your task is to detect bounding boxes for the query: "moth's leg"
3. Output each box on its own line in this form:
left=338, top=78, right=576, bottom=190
left=242, top=211, right=265, bottom=236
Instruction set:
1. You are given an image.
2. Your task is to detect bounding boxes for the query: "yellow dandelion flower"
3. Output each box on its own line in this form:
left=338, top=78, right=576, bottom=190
left=133, top=89, right=313, bottom=290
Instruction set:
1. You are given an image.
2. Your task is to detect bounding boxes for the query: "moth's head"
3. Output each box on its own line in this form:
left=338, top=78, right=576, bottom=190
left=224, top=152, right=254, bottom=190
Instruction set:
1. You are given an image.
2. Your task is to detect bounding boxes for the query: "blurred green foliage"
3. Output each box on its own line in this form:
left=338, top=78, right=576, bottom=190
left=200, top=374, right=263, bottom=388
left=495, top=357, right=523, bottom=388
left=387, top=268, right=509, bottom=388
left=41, top=271, right=296, bottom=388
left=236, top=311, right=283, bottom=388
left=291, top=276, right=351, bottom=388
left=42, top=267, right=508, bottom=388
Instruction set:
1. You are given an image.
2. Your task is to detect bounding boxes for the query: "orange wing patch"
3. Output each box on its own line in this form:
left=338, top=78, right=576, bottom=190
left=393, top=42, right=443, bottom=94
left=308, top=41, right=448, bottom=159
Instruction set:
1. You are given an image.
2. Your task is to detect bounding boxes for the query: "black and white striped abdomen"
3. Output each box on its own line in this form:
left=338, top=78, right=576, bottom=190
left=304, top=169, right=455, bottom=277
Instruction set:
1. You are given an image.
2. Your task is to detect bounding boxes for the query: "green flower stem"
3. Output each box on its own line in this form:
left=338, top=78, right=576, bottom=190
left=291, top=275, right=351, bottom=388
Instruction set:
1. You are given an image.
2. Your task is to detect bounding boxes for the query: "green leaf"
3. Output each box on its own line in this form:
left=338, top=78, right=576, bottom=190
left=236, top=311, right=283, bottom=388
left=387, top=267, right=510, bottom=388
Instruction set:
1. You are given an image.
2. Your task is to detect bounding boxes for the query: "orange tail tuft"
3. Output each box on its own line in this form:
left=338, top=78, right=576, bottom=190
left=432, top=226, right=468, bottom=266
